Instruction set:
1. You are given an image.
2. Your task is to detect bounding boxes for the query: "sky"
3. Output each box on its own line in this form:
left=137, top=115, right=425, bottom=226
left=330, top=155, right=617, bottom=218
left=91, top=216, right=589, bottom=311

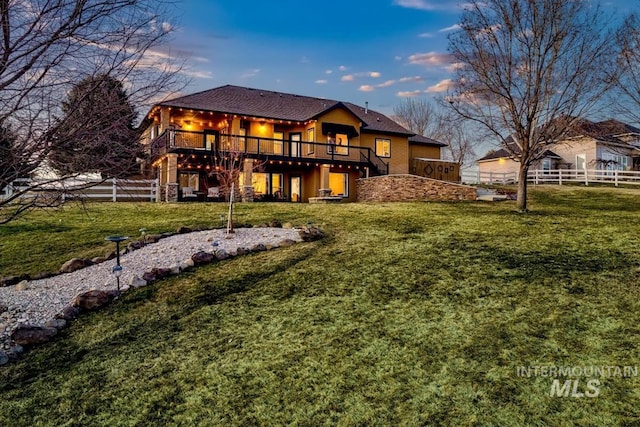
left=159, top=0, right=633, bottom=117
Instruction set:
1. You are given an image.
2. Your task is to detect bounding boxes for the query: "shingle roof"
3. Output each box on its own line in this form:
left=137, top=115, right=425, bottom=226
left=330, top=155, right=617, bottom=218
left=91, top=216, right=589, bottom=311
left=477, top=148, right=560, bottom=162
left=160, top=85, right=335, bottom=122
left=408, top=134, right=448, bottom=147
left=158, top=85, right=414, bottom=135
left=341, top=102, right=412, bottom=136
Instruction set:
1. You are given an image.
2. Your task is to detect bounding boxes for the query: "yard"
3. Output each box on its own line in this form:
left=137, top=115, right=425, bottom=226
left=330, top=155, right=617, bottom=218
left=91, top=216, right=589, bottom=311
left=1, top=186, right=640, bottom=426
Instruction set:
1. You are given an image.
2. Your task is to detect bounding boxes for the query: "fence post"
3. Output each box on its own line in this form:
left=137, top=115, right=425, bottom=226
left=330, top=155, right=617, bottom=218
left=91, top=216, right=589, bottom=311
left=477, top=169, right=481, bottom=184
left=584, top=169, right=589, bottom=186
left=489, top=172, right=493, bottom=185
left=559, top=169, right=562, bottom=185
left=535, top=170, right=539, bottom=185
left=615, top=170, right=619, bottom=187
left=112, top=178, right=117, bottom=202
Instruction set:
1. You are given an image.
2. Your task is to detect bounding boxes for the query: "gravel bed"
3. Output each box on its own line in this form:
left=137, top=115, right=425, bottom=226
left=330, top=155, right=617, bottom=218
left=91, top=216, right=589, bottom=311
left=0, top=227, right=302, bottom=352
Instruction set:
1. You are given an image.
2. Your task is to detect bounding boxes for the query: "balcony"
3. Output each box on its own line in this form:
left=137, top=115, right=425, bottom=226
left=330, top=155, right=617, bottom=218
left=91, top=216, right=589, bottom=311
left=149, top=129, right=388, bottom=175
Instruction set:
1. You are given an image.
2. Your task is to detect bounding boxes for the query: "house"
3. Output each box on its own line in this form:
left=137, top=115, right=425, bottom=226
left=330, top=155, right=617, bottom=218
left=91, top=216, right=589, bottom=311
left=477, top=118, right=640, bottom=182
left=140, top=85, right=447, bottom=202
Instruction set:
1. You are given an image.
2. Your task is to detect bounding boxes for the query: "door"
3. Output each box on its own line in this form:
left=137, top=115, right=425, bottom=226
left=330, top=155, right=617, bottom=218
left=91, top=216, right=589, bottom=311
left=290, top=133, right=302, bottom=158
left=290, top=176, right=301, bottom=202
left=204, top=130, right=218, bottom=151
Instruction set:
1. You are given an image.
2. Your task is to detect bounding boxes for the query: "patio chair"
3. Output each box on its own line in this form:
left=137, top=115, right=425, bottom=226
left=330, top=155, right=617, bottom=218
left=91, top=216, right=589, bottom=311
left=182, top=186, right=197, bottom=200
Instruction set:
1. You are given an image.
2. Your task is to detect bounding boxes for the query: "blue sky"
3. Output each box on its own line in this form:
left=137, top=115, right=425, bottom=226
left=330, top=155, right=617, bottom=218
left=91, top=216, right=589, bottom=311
left=161, top=0, right=632, bottom=116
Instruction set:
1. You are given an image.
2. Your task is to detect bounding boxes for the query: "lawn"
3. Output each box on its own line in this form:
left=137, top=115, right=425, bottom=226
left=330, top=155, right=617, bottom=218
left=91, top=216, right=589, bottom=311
left=1, top=186, right=640, bottom=426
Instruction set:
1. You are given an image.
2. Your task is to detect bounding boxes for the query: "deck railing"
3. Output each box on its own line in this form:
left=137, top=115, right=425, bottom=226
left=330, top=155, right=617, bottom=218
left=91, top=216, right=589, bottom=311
left=150, top=129, right=389, bottom=174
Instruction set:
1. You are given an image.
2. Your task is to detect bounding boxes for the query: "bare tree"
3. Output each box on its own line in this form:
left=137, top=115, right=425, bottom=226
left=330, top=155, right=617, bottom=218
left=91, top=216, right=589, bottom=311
left=447, top=0, right=618, bottom=211
left=439, top=116, right=477, bottom=168
left=392, top=98, right=439, bottom=136
left=0, top=0, right=185, bottom=224
left=614, top=13, right=640, bottom=124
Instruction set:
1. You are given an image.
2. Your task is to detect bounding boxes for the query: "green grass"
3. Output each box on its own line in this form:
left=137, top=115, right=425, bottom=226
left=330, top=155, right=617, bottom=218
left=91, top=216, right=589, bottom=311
left=1, top=186, right=640, bottom=426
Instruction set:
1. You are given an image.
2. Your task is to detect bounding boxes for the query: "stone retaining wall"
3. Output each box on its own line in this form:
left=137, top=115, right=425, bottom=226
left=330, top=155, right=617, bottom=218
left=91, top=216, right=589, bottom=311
left=356, top=174, right=476, bottom=202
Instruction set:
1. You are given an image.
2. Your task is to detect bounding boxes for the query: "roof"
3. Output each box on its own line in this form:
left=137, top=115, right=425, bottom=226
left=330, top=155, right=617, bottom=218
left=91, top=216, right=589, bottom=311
left=408, top=134, right=448, bottom=147
left=478, top=117, right=640, bottom=162
left=477, top=148, right=561, bottom=162
left=158, top=85, right=413, bottom=136
left=160, top=85, right=334, bottom=122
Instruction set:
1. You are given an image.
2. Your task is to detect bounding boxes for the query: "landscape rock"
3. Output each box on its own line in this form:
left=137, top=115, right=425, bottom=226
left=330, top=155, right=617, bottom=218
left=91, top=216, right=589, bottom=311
left=31, top=271, right=53, bottom=280
left=45, top=319, right=67, bottom=330
left=15, top=280, right=29, bottom=291
left=91, top=256, right=108, bottom=264
left=128, top=241, right=146, bottom=251
left=141, top=267, right=173, bottom=283
left=282, top=222, right=293, bottom=229
left=265, top=244, right=278, bottom=250
left=144, top=234, right=163, bottom=244
left=0, top=351, right=8, bottom=366
left=73, top=290, right=110, bottom=311
left=279, top=239, right=297, bottom=247
left=268, top=219, right=282, bottom=228
left=169, top=264, right=181, bottom=275
left=11, top=325, right=57, bottom=346
left=299, top=226, right=325, bottom=242
left=182, top=258, right=195, bottom=268
left=104, top=250, right=117, bottom=261
left=191, top=251, right=215, bottom=266
left=177, top=226, right=192, bottom=234
left=60, top=258, right=89, bottom=274
left=56, top=306, right=80, bottom=321
left=251, top=243, right=267, bottom=252
left=0, top=275, right=29, bottom=287
left=214, top=249, right=230, bottom=260
left=236, top=247, right=250, bottom=256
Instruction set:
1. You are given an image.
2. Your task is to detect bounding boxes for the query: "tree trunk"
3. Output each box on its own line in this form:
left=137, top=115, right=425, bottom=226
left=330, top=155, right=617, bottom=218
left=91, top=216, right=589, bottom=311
left=517, top=163, right=529, bottom=212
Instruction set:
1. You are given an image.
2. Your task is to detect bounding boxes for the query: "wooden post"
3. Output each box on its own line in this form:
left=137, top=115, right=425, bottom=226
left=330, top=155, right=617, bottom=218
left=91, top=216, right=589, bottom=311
left=112, top=178, right=117, bottom=202
left=584, top=168, right=589, bottom=186
left=559, top=169, right=562, bottom=185
left=615, top=170, right=619, bottom=187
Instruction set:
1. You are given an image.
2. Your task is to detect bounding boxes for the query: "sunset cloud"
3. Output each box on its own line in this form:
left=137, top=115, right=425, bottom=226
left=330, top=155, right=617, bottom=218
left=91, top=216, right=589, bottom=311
left=397, top=90, right=423, bottom=97
left=341, top=74, right=354, bottom=82
left=378, top=80, right=396, bottom=88
left=439, top=24, right=461, bottom=32
left=399, top=76, right=424, bottom=83
left=426, top=79, right=455, bottom=93
left=359, top=85, right=375, bottom=92
left=408, top=51, right=453, bottom=68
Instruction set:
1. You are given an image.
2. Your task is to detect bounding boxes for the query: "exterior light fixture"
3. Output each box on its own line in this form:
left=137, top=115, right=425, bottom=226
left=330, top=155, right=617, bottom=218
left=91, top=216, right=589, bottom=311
left=105, top=235, right=129, bottom=292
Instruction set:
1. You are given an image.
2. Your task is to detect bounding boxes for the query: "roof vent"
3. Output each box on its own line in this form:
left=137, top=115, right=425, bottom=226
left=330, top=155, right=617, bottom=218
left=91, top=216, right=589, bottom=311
left=260, top=93, right=264, bottom=96
left=365, top=102, right=368, bottom=114
left=376, top=117, right=380, bottom=121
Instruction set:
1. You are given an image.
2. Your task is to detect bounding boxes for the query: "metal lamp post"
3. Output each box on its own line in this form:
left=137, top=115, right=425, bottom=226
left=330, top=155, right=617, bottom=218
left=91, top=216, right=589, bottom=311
left=105, top=235, right=129, bottom=292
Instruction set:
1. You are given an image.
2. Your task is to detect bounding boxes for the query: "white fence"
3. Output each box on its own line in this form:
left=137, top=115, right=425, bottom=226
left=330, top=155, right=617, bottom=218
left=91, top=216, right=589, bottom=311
left=528, top=169, right=640, bottom=186
left=462, top=168, right=640, bottom=186
left=1, top=178, right=158, bottom=202
left=461, top=170, right=517, bottom=185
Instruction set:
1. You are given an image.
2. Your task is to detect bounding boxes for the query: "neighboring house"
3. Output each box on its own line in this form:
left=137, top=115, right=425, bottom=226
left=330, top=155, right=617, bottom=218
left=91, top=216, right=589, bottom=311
left=477, top=118, right=640, bottom=181
left=140, top=85, right=447, bottom=202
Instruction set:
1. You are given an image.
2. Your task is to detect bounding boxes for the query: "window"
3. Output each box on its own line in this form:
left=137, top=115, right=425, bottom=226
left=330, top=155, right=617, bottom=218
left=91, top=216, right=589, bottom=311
left=179, top=172, right=199, bottom=191
left=542, top=158, right=551, bottom=174
left=327, top=133, right=348, bottom=155
left=273, top=131, right=284, bottom=155
left=239, top=172, right=283, bottom=195
left=329, top=172, right=349, bottom=197
left=306, top=127, right=315, bottom=155
left=601, top=152, right=628, bottom=171
left=375, top=138, right=391, bottom=157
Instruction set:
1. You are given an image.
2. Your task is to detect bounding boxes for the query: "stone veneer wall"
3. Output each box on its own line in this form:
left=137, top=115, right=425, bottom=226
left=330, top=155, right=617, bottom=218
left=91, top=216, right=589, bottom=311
left=356, top=174, right=476, bottom=202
